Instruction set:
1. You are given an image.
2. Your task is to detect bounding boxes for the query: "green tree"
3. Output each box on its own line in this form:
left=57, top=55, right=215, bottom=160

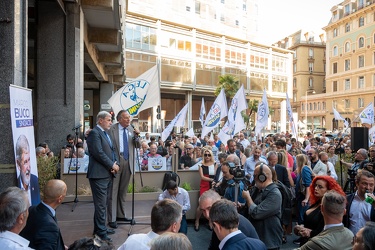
left=214, top=75, right=240, bottom=104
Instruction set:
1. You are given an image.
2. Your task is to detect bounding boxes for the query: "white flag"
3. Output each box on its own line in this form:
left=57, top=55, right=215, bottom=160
left=254, top=89, right=269, bottom=136
left=185, top=128, right=195, bottom=138
left=108, top=65, right=159, bottom=116
left=333, top=107, right=349, bottom=129
left=161, top=103, right=189, bottom=141
left=218, top=120, right=235, bottom=146
left=359, top=102, right=374, bottom=125
left=201, top=89, right=228, bottom=138
left=228, top=85, right=248, bottom=135
left=200, top=97, right=206, bottom=127
left=286, top=93, right=297, bottom=138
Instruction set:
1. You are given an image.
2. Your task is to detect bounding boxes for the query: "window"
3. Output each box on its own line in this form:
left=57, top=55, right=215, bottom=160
left=294, top=50, right=297, bottom=58
left=309, top=62, right=314, bottom=73
left=373, top=74, right=375, bottom=86
left=309, top=103, right=312, bottom=110
left=359, top=55, right=365, bottom=68
left=220, top=14, right=225, bottom=21
left=293, top=63, right=297, bottom=72
left=186, top=6, right=191, bottom=11
left=333, top=62, right=338, bottom=73
left=333, top=100, right=337, bottom=109
left=345, top=4, right=350, bottom=14
left=221, top=0, right=225, bottom=3
left=293, top=93, right=297, bottom=102
left=318, top=102, right=321, bottom=110
left=302, top=103, right=304, bottom=111
left=333, top=28, right=338, bottom=37
left=243, top=3, right=246, bottom=11
left=333, top=81, right=338, bottom=91
left=235, top=20, right=239, bottom=26
left=359, top=16, right=365, bottom=27
left=293, top=78, right=297, bottom=88
left=345, top=42, right=351, bottom=52
left=309, top=48, right=314, bottom=58
left=345, top=79, right=351, bottom=90
left=345, top=99, right=350, bottom=109
left=314, top=103, right=317, bottom=110
left=195, top=1, right=200, bottom=14
left=309, top=77, right=313, bottom=87
left=345, top=59, right=351, bottom=71
left=374, top=33, right=375, bottom=43
left=323, top=80, right=326, bottom=89
left=345, top=23, right=350, bottom=32
left=323, top=102, right=326, bottom=110
left=333, top=46, right=338, bottom=56
left=358, top=98, right=364, bottom=108
left=359, top=76, right=365, bottom=88
left=359, top=37, right=365, bottom=48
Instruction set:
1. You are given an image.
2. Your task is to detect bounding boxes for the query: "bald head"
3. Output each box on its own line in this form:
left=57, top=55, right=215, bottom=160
left=254, top=164, right=273, bottom=186
left=43, top=180, right=67, bottom=207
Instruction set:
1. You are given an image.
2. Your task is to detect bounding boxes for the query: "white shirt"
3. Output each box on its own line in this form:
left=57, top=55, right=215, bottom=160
left=18, top=179, right=32, bottom=205
left=118, top=124, right=129, bottom=153
left=219, top=230, right=242, bottom=250
left=349, top=191, right=372, bottom=235
left=239, top=139, right=250, bottom=149
left=117, top=231, right=158, bottom=250
left=158, top=187, right=190, bottom=214
left=327, top=161, right=338, bottom=180
left=0, top=231, right=33, bottom=250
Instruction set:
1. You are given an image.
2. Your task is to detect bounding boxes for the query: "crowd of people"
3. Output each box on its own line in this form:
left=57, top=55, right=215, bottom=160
left=3, top=109, right=375, bottom=249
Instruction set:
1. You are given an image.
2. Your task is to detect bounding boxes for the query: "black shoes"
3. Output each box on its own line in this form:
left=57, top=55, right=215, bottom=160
left=108, top=222, right=118, bottom=229
left=95, top=234, right=112, bottom=243
left=293, top=237, right=301, bottom=245
left=107, top=228, right=115, bottom=235
left=116, top=217, right=132, bottom=222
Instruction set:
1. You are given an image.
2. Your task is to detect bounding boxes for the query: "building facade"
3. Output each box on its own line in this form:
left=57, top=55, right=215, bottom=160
left=124, top=0, right=293, bottom=133
left=323, top=0, right=375, bottom=131
left=274, top=30, right=327, bottom=131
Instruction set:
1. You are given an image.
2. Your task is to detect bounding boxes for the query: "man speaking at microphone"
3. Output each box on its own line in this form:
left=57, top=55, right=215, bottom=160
left=108, top=110, right=140, bottom=228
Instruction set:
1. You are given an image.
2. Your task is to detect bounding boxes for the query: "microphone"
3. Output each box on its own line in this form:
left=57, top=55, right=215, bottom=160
left=131, top=124, right=140, bottom=135
left=72, top=124, right=82, bottom=131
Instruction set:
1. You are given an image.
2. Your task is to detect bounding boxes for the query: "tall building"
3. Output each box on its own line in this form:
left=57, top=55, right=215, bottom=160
left=124, top=0, right=293, bottom=133
left=273, top=30, right=327, bottom=132
left=323, top=0, right=375, bottom=131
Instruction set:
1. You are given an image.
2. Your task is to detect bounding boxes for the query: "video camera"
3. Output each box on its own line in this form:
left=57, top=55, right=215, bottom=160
left=228, top=162, right=245, bottom=182
left=347, top=168, right=357, bottom=179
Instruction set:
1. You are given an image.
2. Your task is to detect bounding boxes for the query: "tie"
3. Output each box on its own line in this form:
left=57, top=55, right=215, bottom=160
left=103, top=131, right=112, bottom=146
left=123, top=128, right=129, bottom=160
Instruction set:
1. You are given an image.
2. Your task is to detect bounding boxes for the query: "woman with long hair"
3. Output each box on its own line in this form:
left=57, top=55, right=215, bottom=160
left=295, top=154, right=313, bottom=225
left=278, top=150, right=295, bottom=186
left=194, top=148, right=217, bottom=231
left=327, top=145, right=339, bottom=166
left=294, top=175, right=345, bottom=246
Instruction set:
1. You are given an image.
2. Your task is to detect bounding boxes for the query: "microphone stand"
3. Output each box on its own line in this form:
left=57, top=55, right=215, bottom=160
left=119, top=131, right=150, bottom=235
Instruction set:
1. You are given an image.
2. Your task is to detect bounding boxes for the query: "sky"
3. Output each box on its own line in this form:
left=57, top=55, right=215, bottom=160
left=256, top=0, right=340, bottom=45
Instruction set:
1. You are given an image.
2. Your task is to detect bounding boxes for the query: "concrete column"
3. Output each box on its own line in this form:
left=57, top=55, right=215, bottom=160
left=35, top=1, right=84, bottom=153
left=280, top=100, right=287, bottom=133
left=0, top=0, right=28, bottom=190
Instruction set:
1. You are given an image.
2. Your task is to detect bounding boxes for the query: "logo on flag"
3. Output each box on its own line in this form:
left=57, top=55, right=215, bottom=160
left=120, top=80, right=150, bottom=116
left=206, top=104, right=221, bottom=127
left=230, top=98, right=238, bottom=122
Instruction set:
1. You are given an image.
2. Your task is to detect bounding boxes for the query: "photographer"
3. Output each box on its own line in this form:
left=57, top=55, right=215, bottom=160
left=341, top=148, right=368, bottom=173
left=221, top=161, right=246, bottom=204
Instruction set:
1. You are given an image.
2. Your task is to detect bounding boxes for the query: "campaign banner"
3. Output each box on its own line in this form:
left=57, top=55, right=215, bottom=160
left=9, top=85, right=41, bottom=206
left=147, top=157, right=167, bottom=171
left=63, top=158, right=88, bottom=174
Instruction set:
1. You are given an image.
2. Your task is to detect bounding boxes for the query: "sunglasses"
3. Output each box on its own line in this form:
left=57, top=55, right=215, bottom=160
left=204, top=154, right=211, bottom=157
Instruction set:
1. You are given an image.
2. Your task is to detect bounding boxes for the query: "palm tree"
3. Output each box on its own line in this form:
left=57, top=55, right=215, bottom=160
left=214, top=75, right=240, bottom=106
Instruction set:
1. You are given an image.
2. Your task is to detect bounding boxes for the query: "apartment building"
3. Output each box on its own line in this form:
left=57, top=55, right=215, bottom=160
left=273, top=30, right=327, bottom=131
left=322, top=0, right=375, bottom=130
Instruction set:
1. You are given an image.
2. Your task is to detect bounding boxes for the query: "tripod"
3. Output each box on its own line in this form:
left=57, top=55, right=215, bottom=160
left=343, top=174, right=356, bottom=194
left=118, top=131, right=150, bottom=235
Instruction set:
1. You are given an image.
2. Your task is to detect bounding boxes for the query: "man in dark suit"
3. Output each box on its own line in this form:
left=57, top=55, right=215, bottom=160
left=209, top=199, right=266, bottom=250
left=107, top=110, right=140, bottom=228
left=15, top=134, right=40, bottom=206
left=20, top=179, right=67, bottom=250
left=266, top=151, right=291, bottom=187
left=87, top=111, right=119, bottom=242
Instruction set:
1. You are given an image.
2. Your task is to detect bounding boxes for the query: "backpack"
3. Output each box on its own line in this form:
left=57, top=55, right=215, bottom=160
left=162, top=171, right=180, bottom=190
left=274, top=180, right=293, bottom=226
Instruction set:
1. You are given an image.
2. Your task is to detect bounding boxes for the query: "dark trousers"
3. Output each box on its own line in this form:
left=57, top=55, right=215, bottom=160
left=89, top=177, right=112, bottom=237
left=179, top=214, right=188, bottom=235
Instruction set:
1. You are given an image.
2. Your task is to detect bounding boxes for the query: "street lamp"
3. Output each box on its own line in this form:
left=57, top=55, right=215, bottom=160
left=305, top=90, right=316, bottom=131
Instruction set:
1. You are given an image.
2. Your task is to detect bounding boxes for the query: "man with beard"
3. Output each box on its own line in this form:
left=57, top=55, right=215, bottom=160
left=244, top=146, right=267, bottom=181
left=308, top=147, right=327, bottom=176
left=16, top=134, right=40, bottom=206
left=226, top=139, right=237, bottom=155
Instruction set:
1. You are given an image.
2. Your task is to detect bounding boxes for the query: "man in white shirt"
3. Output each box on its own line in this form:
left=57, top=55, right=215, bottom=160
left=319, top=152, right=338, bottom=180
left=117, top=199, right=182, bottom=250
left=158, top=180, right=190, bottom=234
left=238, top=132, right=250, bottom=149
left=0, top=187, right=33, bottom=250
